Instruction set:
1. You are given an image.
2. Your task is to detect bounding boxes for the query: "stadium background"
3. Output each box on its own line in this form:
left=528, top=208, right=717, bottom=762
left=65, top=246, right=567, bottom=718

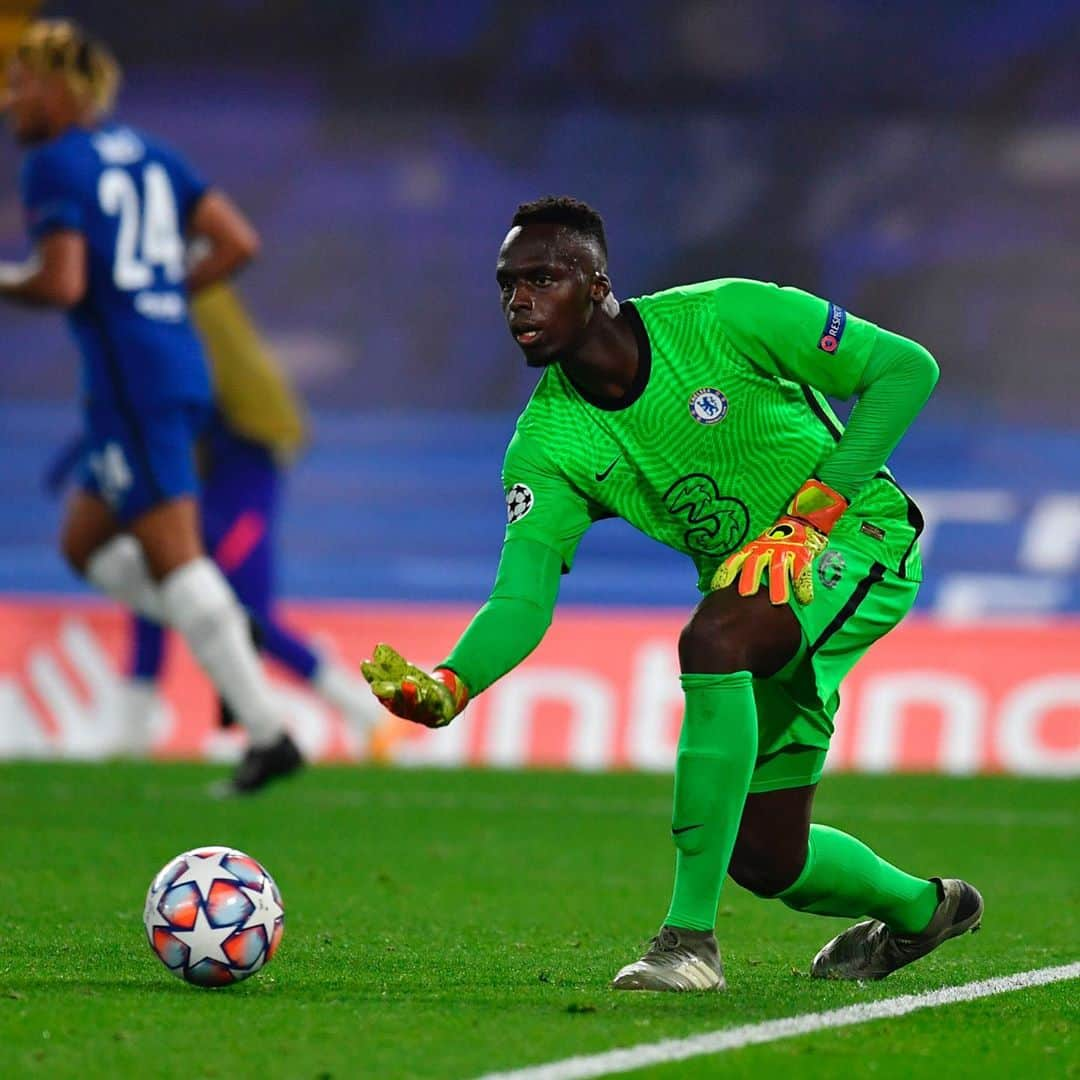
left=1, top=1, right=1077, bottom=775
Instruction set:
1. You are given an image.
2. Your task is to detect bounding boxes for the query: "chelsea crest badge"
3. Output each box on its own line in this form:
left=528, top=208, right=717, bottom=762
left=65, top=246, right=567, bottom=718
left=688, top=387, right=728, bottom=425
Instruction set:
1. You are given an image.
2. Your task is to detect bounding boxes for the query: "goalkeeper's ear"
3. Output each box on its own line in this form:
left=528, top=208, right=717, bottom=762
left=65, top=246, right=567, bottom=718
left=593, top=271, right=620, bottom=318
left=590, top=270, right=611, bottom=303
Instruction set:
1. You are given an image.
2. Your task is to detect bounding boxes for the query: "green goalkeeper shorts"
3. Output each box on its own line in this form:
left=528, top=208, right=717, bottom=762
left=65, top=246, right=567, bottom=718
left=746, top=533, right=920, bottom=794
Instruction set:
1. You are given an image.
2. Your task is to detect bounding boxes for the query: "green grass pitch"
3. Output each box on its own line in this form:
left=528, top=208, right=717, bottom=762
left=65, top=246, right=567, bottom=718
left=0, top=764, right=1075, bottom=1078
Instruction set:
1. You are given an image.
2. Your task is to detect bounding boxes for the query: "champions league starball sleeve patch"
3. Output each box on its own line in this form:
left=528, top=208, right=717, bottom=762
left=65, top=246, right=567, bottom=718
left=506, top=483, right=535, bottom=524
left=818, top=302, right=848, bottom=353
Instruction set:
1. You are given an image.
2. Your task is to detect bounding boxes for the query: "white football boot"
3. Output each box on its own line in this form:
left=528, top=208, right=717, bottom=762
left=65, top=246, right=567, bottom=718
left=612, top=926, right=726, bottom=991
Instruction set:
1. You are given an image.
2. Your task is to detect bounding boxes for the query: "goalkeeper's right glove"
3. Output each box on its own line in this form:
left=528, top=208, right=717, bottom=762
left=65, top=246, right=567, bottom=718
left=711, top=478, right=848, bottom=606
left=360, top=643, right=469, bottom=729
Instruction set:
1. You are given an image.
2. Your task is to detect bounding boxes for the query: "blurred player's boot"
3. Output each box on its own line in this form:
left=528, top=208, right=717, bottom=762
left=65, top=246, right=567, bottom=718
left=217, top=695, right=238, bottom=729
left=811, top=878, right=983, bottom=981
left=223, top=732, right=304, bottom=796
left=612, top=926, right=726, bottom=991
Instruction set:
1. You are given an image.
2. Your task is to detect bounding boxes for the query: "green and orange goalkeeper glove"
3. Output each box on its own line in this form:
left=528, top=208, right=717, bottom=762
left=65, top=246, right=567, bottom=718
left=360, top=643, right=470, bottom=728
left=711, top=478, right=849, bottom=606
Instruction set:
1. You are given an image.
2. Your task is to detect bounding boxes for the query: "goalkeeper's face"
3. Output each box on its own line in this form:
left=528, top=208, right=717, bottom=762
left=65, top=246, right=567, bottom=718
left=497, top=224, right=609, bottom=367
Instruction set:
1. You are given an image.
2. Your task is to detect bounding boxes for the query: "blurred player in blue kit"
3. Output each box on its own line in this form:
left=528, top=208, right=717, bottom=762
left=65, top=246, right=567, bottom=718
left=44, top=281, right=385, bottom=755
left=45, top=282, right=384, bottom=755
left=0, top=19, right=308, bottom=791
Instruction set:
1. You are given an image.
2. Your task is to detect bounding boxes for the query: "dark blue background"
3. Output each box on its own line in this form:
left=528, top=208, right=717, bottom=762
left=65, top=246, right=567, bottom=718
left=2, top=2, right=1077, bottom=613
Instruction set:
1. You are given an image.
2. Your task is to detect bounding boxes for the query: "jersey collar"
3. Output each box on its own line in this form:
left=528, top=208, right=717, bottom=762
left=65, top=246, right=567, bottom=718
left=566, top=300, right=652, bottom=412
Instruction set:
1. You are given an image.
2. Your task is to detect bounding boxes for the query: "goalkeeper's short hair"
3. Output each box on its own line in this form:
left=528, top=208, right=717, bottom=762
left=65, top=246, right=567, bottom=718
left=512, top=196, right=608, bottom=269
left=15, top=19, right=121, bottom=120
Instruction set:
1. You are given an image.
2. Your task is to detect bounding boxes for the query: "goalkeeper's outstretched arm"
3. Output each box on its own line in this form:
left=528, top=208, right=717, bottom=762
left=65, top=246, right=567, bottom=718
left=362, top=537, right=563, bottom=728
left=363, top=428, right=593, bottom=727
left=440, top=536, right=563, bottom=695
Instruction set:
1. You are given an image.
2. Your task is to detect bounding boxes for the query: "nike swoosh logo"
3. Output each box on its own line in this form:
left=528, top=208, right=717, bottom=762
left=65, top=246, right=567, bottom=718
left=672, top=823, right=704, bottom=835
left=594, top=455, right=621, bottom=482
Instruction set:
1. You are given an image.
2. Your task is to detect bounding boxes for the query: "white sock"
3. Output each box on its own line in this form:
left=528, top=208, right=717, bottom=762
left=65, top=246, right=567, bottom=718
left=313, top=656, right=383, bottom=731
left=160, top=557, right=283, bottom=747
left=85, top=536, right=166, bottom=622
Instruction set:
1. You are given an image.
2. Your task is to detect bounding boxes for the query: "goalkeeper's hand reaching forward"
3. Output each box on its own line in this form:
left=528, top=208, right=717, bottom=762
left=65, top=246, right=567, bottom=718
left=361, top=644, right=470, bottom=728
left=711, top=478, right=849, bottom=606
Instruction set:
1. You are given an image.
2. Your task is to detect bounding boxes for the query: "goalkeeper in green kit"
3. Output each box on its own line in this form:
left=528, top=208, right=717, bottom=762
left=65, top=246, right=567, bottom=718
left=363, top=197, right=984, bottom=991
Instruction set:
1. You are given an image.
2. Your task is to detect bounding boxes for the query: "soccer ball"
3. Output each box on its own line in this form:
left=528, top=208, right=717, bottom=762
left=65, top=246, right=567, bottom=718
left=143, top=846, right=284, bottom=987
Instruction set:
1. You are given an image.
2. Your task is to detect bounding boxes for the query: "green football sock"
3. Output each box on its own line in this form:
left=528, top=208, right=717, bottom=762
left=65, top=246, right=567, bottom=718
left=777, top=824, right=939, bottom=934
left=664, top=671, right=758, bottom=932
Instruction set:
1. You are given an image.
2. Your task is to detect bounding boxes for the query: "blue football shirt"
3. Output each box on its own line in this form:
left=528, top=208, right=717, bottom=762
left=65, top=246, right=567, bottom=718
left=20, top=123, right=214, bottom=408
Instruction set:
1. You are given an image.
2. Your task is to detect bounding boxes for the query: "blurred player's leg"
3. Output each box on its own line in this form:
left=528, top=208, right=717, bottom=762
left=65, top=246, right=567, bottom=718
left=63, top=491, right=170, bottom=756
left=62, top=491, right=165, bottom=621
left=113, top=615, right=168, bottom=757
left=131, top=496, right=285, bottom=749
left=310, top=652, right=384, bottom=742
left=205, top=459, right=383, bottom=746
left=75, top=400, right=301, bottom=791
left=256, top=609, right=383, bottom=744
left=66, top=486, right=299, bottom=782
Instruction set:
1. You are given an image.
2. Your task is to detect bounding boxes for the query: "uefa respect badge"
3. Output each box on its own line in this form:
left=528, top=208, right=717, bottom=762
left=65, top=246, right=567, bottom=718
left=818, top=302, right=847, bottom=353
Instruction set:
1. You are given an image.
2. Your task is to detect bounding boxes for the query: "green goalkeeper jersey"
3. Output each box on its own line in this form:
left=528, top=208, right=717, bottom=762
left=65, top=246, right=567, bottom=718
left=503, top=278, right=923, bottom=592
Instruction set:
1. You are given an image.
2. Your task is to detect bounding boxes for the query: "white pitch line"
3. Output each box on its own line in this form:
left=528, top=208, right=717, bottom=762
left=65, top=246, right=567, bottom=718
left=474, top=963, right=1080, bottom=1080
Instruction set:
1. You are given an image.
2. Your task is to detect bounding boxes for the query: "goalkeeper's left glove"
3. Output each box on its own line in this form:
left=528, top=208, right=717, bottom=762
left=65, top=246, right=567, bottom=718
left=711, top=478, right=849, bottom=606
left=360, top=643, right=470, bottom=728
